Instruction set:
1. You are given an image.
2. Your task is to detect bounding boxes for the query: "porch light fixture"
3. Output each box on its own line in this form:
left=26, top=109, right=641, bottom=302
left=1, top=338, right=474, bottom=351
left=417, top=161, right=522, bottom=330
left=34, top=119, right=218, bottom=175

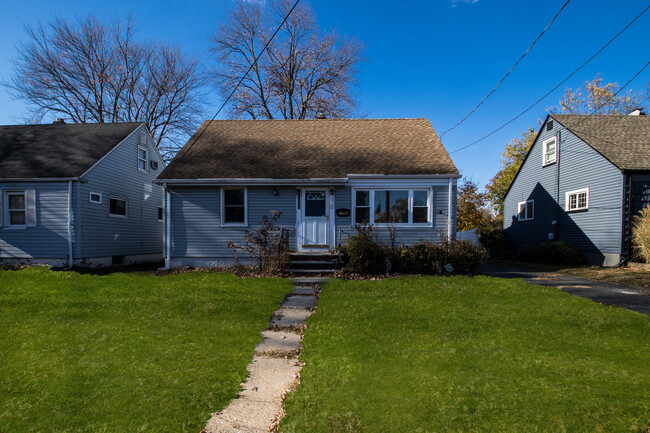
left=273, top=188, right=279, bottom=196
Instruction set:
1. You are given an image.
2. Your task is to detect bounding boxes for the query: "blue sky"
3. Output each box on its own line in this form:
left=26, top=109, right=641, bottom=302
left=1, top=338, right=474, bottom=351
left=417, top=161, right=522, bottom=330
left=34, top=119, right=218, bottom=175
left=0, top=0, right=648, bottom=189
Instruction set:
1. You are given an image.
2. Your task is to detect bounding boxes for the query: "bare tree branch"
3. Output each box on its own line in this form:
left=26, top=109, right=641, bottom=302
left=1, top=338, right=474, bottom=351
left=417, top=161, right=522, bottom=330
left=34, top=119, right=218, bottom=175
left=210, top=0, right=364, bottom=120
left=4, top=15, right=205, bottom=158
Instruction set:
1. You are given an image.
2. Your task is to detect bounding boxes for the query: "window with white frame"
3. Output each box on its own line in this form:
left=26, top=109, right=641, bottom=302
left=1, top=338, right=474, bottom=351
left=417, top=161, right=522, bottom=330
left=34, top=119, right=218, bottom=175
left=353, top=189, right=429, bottom=225
left=109, top=196, right=127, bottom=217
left=518, top=200, right=534, bottom=221
left=543, top=137, right=557, bottom=166
left=89, top=192, right=102, bottom=204
left=566, top=188, right=589, bottom=212
left=138, top=147, right=148, bottom=172
left=221, top=188, right=247, bottom=225
left=6, top=191, right=27, bottom=226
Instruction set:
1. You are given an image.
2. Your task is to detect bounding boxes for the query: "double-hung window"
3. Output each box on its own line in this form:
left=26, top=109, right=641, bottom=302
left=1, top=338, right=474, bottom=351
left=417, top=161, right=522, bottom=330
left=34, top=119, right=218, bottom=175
left=543, top=137, right=557, bottom=166
left=6, top=191, right=26, bottom=226
left=566, top=188, right=589, bottom=212
left=517, top=200, right=534, bottom=221
left=109, top=196, right=127, bottom=218
left=138, top=147, right=148, bottom=172
left=353, top=189, right=430, bottom=225
left=221, top=188, right=247, bottom=225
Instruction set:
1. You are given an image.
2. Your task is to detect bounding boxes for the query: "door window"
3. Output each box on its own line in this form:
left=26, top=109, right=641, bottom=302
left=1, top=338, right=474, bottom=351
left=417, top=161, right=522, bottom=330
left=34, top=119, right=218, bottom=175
left=305, top=191, right=326, bottom=217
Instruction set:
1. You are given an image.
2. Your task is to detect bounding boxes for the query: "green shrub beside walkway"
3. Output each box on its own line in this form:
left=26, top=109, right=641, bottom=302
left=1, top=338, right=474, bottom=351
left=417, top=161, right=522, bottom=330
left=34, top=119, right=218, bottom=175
left=281, top=276, right=650, bottom=432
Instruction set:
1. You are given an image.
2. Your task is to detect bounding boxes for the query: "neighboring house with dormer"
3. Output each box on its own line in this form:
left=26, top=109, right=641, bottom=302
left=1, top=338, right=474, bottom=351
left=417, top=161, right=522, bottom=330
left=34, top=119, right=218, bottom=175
left=156, top=118, right=459, bottom=269
left=504, top=112, right=650, bottom=266
left=0, top=122, right=165, bottom=267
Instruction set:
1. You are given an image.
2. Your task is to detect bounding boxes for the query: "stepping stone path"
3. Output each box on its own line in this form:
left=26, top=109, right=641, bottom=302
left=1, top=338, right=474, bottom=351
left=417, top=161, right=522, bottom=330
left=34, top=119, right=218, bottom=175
left=203, top=277, right=329, bottom=433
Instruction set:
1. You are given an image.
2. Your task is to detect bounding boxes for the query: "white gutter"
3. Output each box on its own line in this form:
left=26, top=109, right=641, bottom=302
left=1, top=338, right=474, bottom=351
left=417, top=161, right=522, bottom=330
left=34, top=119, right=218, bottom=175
left=447, top=177, right=453, bottom=241
left=347, top=174, right=462, bottom=179
left=67, top=181, right=73, bottom=268
left=154, top=178, right=348, bottom=186
left=1, top=177, right=83, bottom=182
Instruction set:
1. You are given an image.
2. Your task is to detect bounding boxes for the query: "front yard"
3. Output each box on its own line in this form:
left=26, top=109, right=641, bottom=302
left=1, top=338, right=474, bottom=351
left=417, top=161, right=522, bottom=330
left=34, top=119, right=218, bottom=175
left=0, top=267, right=292, bottom=433
left=280, top=277, right=650, bottom=432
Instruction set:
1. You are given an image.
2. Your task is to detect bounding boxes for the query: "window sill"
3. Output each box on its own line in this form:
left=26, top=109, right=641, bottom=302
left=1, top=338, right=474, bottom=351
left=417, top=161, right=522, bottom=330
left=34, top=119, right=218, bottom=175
left=109, top=214, right=128, bottom=219
left=566, top=208, right=588, bottom=213
left=351, top=223, right=433, bottom=228
left=2, top=225, right=27, bottom=230
left=517, top=218, right=534, bottom=222
left=542, top=161, right=556, bottom=167
left=220, top=223, right=248, bottom=228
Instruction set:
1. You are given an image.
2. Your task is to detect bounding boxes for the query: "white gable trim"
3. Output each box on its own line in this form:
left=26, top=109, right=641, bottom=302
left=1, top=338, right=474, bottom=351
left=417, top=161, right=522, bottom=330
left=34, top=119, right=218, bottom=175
left=79, top=124, right=146, bottom=179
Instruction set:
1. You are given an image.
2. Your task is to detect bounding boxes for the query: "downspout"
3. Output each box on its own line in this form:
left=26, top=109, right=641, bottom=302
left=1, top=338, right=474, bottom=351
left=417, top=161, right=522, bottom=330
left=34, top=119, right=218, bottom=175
left=165, top=186, right=171, bottom=270
left=67, top=180, right=73, bottom=268
left=447, top=177, right=453, bottom=241
left=554, top=131, right=561, bottom=241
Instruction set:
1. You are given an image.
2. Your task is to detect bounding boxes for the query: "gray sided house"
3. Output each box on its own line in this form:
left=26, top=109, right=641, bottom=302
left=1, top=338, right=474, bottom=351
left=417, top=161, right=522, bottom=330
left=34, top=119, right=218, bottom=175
left=156, top=119, right=459, bottom=268
left=0, top=122, right=165, bottom=267
left=504, top=113, right=650, bottom=266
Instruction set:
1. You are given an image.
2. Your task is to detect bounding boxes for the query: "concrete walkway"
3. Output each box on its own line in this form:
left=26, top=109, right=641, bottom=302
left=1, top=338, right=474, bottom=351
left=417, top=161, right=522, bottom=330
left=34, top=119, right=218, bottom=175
left=483, top=264, right=650, bottom=316
left=203, top=277, right=329, bottom=433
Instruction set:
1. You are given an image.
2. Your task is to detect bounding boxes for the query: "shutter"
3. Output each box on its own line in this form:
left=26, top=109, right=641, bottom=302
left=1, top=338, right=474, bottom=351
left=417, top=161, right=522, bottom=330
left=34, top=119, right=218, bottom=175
left=26, top=189, right=37, bottom=227
left=0, top=189, right=3, bottom=227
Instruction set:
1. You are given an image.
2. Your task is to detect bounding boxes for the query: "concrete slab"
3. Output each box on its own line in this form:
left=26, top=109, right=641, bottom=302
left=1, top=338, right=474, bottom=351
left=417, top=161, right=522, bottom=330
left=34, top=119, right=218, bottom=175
left=292, top=285, right=320, bottom=296
left=290, top=277, right=331, bottom=284
left=254, top=330, right=301, bottom=357
left=268, top=307, right=312, bottom=329
left=203, top=357, right=301, bottom=433
left=281, top=294, right=317, bottom=309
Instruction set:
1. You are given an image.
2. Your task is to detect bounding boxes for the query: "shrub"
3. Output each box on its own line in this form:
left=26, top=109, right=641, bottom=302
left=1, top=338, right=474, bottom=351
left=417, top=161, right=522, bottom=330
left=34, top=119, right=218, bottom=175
left=520, top=241, right=585, bottom=266
left=226, top=211, right=290, bottom=272
left=478, top=227, right=506, bottom=258
left=342, top=230, right=489, bottom=276
left=632, top=206, right=650, bottom=263
left=342, top=225, right=386, bottom=274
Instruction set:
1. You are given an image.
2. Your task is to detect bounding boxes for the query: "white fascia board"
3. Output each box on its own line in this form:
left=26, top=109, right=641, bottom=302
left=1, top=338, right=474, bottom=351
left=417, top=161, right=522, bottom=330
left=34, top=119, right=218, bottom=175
left=0, top=177, right=82, bottom=182
left=155, top=178, right=348, bottom=186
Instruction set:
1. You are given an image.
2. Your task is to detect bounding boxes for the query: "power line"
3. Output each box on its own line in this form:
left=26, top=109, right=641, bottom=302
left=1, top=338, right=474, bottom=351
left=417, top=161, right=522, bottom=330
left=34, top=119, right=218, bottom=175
left=440, top=0, right=572, bottom=138
left=166, top=0, right=301, bottom=166
left=449, top=5, right=649, bottom=155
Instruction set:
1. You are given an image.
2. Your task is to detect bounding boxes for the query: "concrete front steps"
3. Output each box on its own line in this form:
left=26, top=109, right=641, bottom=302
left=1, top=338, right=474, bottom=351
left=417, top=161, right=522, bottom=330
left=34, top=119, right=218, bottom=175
left=288, top=253, right=338, bottom=275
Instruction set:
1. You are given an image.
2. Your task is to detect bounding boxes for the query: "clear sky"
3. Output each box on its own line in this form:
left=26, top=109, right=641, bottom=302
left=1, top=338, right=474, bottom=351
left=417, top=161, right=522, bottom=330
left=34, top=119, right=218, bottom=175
left=0, top=0, right=648, bottom=189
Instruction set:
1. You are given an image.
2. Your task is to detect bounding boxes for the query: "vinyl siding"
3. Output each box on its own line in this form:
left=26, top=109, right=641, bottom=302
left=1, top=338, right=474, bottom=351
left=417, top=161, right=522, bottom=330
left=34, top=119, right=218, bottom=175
left=169, top=186, right=297, bottom=258
left=79, top=125, right=164, bottom=258
left=169, top=181, right=455, bottom=261
left=0, top=182, right=70, bottom=258
left=504, top=119, right=623, bottom=257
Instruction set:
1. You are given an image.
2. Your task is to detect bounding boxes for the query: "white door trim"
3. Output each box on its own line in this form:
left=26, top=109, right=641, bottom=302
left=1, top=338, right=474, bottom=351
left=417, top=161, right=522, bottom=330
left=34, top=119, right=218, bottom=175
left=297, top=188, right=332, bottom=252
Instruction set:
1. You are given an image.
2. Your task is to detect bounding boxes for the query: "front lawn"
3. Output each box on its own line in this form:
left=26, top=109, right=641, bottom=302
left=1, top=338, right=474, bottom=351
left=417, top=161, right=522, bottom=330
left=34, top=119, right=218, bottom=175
left=280, top=277, right=650, bottom=432
left=0, top=267, right=292, bottom=433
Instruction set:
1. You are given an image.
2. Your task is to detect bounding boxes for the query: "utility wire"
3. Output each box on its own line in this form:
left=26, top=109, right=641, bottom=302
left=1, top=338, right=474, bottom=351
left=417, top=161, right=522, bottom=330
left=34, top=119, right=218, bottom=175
left=449, top=5, right=649, bottom=155
left=166, top=0, right=301, bottom=166
left=440, top=0, right=572, bottom=138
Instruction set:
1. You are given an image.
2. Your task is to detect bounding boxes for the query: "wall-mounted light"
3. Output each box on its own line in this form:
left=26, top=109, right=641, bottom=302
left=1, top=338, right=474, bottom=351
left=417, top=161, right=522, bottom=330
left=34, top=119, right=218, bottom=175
left=273, top=188, right=279, bottom=196
left=329, top=188, right=335, bottom=195
left=439, top=210, right=446, bottom=215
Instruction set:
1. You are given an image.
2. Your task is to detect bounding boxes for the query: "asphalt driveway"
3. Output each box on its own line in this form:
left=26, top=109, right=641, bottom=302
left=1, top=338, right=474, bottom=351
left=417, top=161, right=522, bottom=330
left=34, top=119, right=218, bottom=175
left=483, top=264, right=650, bottom=317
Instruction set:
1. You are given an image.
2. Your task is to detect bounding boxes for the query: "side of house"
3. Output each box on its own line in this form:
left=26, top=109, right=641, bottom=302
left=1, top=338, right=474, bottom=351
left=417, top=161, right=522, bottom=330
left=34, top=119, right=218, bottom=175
left=77, top=125, right=165, bottom=266
left=504, top=115, right=626, bottom=266
left=0, top=123, right=164, bottom=267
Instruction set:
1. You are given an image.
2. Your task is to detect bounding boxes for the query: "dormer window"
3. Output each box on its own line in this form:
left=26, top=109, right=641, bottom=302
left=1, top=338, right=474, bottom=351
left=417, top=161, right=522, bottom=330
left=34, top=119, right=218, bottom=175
left=138, top=146, right=148, bottom=172
left=543, top=137, right=556, bottom=166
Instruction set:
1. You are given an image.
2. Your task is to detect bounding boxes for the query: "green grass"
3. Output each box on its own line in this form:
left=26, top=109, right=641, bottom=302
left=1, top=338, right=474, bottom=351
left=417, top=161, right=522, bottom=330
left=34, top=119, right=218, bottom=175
left=280, top=276, right=650, bottom=433
left=0, top=267, right=292, bottom=433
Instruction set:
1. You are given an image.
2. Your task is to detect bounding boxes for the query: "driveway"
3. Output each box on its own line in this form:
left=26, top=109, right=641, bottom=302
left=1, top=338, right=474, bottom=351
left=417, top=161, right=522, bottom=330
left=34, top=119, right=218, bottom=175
left=483, top=264, right=650, bottom=317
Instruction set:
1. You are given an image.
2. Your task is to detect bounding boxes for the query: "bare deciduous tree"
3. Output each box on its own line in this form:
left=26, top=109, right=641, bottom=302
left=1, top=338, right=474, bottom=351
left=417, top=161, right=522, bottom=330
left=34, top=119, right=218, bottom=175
left=4, top=15, right=205, bottom=157
left=210, top=0, right=364, bottom=119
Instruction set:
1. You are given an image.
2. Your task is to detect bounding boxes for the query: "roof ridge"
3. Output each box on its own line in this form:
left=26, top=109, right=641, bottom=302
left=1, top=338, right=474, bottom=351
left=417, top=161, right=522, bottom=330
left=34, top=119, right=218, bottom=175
left=204, top=117, right=429, bottom=122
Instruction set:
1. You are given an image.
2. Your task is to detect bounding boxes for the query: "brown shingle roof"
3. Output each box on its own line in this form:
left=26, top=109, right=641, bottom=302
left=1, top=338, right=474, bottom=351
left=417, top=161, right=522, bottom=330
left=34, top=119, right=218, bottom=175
left=159, top=118, right=458, bottom=179
left=551, top=114, right=650, bottom=171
